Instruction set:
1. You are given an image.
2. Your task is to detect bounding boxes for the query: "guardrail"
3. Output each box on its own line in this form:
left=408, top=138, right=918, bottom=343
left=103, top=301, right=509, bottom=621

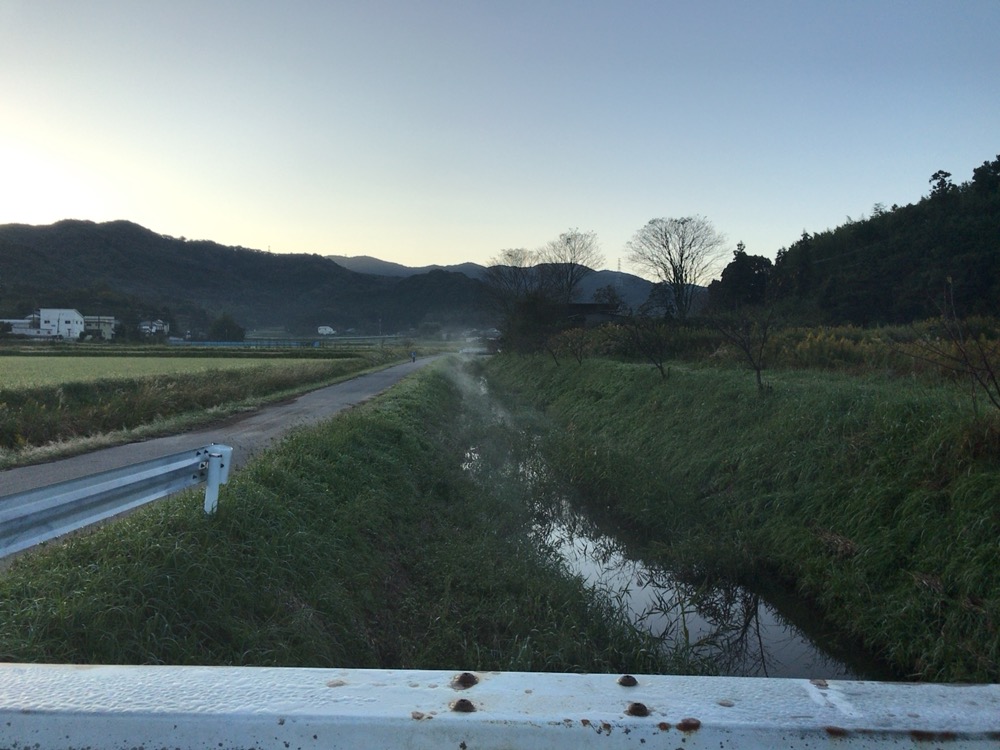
left=1, top=665, right=998, bottom=748
left=0, top=444, right=233, bottom=560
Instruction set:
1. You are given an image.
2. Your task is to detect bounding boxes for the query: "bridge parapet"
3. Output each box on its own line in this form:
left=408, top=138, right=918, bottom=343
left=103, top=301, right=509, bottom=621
left=1, top=664, right=998, bottom=748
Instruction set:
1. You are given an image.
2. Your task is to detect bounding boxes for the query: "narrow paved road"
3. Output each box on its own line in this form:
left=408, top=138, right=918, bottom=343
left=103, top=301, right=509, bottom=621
left=0, top=357, right=439, bottom=497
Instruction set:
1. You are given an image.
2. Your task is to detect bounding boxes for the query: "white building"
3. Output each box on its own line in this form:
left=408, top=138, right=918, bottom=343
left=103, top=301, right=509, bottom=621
left=84, top=315, right=118, bottom=340
left=0, top=308, right=86, bottom=339
left=138, top=319, right=169, bottom=336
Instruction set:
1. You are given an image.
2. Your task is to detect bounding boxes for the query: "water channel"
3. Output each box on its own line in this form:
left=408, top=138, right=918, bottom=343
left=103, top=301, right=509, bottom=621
left=535, top=494, right=894, bottom=679
left=460, top=373, right=897, bottom=681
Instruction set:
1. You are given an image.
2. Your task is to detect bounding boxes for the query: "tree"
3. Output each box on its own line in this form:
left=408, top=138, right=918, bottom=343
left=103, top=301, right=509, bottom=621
left=507, top=291, right=565, bottom=359
left=626, top=216, right=726, bottom=318
left=592, top=284, right=629, bottom=315
left=614, top=306, right=673, bottom=380
left=549, top=326, right=592, bottom=365
left=483, top=247, right=562, bottom=356
left=483, top=231, right=603, bottom=355
left=896, top=281, right=1000, bottom=414
left=538, top=228, right=603, bottom=304
left=771, top=231, right=814, bottom=301
left=208, top=313, right=245, bottom=342
left=712, top=307, right=776, bottom=391
left=928, top=170, right=955, bottom=198
left=706, top=243, right=773, bottom=311
left=482, top=248, right=538, bottom=321
left=971, top=155, right=1000, bottom=195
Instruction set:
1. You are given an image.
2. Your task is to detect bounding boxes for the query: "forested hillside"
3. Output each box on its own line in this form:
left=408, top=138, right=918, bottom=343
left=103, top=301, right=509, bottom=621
left=766, top=155, right=1000, bottom=324
left=0, top=220, right=488, bottom=335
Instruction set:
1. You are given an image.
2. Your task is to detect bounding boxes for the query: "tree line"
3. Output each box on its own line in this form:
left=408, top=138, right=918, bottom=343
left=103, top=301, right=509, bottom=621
left=483, top=153, right=1000, bottom=393
left=764, top=154, right=1000, bottom=324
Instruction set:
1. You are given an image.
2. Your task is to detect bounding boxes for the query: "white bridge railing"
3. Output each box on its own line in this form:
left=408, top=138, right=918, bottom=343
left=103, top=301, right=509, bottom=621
left=0, top=444, right=233, bottom=560
left=1, top=665, right=998, bottom=749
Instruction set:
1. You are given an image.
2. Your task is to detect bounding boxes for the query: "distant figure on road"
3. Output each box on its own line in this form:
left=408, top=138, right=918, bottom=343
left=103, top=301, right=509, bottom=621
left=410, top=351, right=416, bottom=363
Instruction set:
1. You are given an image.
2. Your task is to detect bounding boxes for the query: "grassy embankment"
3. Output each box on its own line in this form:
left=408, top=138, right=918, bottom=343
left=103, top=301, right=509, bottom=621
left=0, top=360, right=675, bottom=674
left=0, top=349, right=405, bottom=468
left=482, top=355, right=1000, bottom=683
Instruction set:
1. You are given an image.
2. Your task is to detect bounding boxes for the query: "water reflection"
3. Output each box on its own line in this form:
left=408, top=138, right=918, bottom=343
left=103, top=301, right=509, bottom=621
left=458, top=373, right=891, bottom=679
left=539, top=496, right=859, bottom=678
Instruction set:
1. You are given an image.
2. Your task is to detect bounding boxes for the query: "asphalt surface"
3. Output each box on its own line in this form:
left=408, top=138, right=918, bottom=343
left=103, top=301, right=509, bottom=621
left=0, top=357, right=438, bottom=498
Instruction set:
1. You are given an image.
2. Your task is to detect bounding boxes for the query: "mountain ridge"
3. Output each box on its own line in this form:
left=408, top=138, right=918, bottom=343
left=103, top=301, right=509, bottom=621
left=0, top=220, right=650, bottom=336
left=0, top=220, right=488, bottom=335
left=326, top=254, right=488, bottom=279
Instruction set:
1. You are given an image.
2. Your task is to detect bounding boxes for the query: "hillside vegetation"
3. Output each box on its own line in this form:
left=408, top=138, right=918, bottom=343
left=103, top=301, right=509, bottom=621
left=0, top=220, right=487, bottom=334
left=482, top=355, right=1000, bottom=683
left=763, top=154, right=1000, bottom=324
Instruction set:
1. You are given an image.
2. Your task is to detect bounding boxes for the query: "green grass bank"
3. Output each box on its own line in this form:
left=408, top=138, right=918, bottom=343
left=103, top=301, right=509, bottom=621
left=0, top=360, right=673, bottom=674
left=481, top=355, right=1000, bottom=683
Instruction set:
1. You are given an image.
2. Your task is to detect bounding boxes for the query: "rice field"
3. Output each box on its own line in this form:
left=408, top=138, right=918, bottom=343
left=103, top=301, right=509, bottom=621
left=0, top=353, right=392, bottom=456
left=0, top=356, right=321, bottom=390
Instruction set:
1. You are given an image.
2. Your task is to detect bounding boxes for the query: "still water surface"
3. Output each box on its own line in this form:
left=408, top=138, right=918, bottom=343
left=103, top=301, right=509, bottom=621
left=460, top=375, right=896, bottom=680
left=538, top=495, right=894, bottom=679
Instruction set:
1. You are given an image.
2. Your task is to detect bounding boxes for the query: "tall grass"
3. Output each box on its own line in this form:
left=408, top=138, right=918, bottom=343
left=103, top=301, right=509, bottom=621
left=560, top=319, right=1000, bottom=385
left=0, top=360, right=674, bottom=674
left=482, top=355, right=1000, bottom=682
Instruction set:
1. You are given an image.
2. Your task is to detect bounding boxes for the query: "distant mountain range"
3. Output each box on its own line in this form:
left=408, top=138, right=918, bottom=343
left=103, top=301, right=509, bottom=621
left=328, top=254, right=654, bottom=310
left=0, top=220, right=652, bottom=336
left=327, top=254, right=488, bottom=279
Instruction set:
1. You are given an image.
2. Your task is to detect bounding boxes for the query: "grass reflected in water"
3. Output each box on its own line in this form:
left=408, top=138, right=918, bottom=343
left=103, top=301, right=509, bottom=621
left=458, top=369, right=893, bottom=679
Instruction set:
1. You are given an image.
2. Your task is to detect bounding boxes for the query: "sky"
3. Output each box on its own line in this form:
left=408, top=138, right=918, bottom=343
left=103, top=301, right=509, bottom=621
left=1, top=1, right=998, bottom=277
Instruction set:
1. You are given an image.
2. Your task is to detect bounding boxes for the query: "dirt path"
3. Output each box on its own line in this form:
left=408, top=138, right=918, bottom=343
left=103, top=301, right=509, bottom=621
left=0, top=357, right=439, bottom=497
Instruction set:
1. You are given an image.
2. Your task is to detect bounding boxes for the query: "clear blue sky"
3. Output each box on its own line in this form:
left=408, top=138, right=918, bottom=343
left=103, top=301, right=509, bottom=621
left=1, top=1, right=997, bottom=274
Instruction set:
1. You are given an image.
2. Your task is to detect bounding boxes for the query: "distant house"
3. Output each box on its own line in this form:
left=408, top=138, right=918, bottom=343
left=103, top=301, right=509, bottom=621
left=84, top=315, right=118, bottom=341
left=566, top=302, right=619, bottom=327
left=0, top=308, right=86, bottom=339
left=139, top=319, right=169, bottom=336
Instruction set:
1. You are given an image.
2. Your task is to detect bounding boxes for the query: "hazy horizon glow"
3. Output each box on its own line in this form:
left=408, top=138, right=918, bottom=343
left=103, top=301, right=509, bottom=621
left=1, top=1, right=997, bottom=276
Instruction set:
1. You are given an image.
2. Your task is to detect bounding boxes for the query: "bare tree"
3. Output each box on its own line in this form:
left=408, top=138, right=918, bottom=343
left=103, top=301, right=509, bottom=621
left=539, top=228, right=604, bottom=304
left=549, top=326, right=594, bottom=365
left=483, top=247, right=539, bottom=320
left=896, top=281, right=1000, bottom=414
left=483, top=246, right=567, bottom=356
left=484, top=232, right=603, bottom=355
left=712, top=307, right=776, bottom=391
left=626, top=216, right=727, bottom=318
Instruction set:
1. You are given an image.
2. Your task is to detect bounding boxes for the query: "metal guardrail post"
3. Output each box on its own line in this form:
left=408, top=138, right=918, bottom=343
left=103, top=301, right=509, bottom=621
left=202, top=442, right=234, bottom=515
left=0, top=444, right=234, bottom=560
